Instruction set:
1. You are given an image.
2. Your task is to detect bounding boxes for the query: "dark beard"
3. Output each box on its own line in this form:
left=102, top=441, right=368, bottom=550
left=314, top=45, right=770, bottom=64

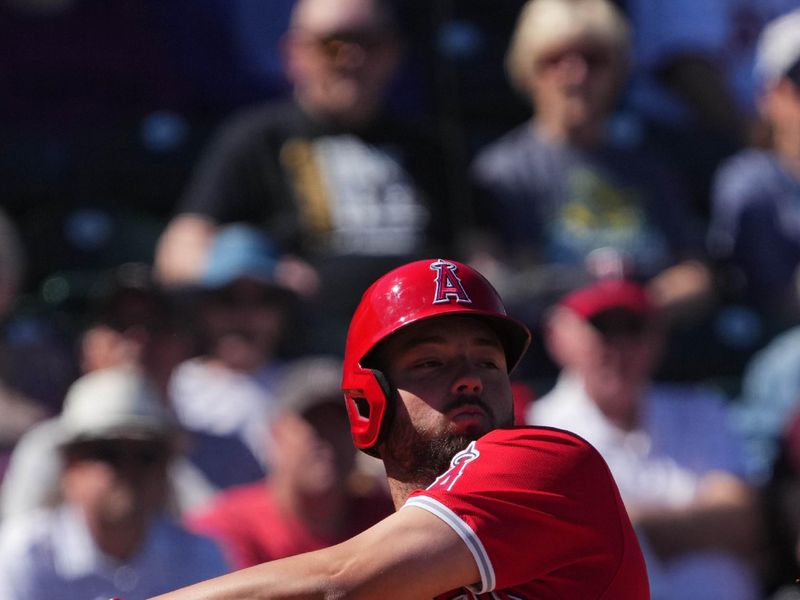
left=409, top=434, right=475, bottom=483
left=383, top=396, right=513, bottom=486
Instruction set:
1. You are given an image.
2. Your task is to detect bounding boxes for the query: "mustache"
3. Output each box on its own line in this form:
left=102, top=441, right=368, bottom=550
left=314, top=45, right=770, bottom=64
left=442, top=396, right=496, bottom=423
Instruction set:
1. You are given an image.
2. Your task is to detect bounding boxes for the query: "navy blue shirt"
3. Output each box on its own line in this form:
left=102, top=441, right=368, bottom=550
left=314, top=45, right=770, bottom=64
left=470, top=123, right=702, bottom=279
left=709, top=148, right=800, bottom=310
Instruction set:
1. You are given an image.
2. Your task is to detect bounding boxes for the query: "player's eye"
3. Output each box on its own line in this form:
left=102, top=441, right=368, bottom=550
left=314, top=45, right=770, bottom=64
left=412, top=359, right=443, bottom=369
left=476, top=351, right=505, bottom=370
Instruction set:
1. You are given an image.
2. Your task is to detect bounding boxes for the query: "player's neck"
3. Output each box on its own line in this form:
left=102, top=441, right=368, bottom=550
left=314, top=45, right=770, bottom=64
left=384, top=476, right=423, bottom=510
left=379, top=438, right=473, bottom=509
left=382, top=462, right=440, bottom=510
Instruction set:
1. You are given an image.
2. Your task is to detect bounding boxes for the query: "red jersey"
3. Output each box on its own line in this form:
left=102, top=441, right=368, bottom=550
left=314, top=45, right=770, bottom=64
left=405, top=427, right=650, bottom=599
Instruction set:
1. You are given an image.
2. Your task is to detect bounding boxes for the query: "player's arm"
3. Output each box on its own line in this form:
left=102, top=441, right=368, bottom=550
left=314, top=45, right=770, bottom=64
left=149, top=505, right=479, bottom=599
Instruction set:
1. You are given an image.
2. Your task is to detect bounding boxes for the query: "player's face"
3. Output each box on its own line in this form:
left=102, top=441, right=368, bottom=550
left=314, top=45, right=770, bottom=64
left=377, top=315, right=513, bottom=478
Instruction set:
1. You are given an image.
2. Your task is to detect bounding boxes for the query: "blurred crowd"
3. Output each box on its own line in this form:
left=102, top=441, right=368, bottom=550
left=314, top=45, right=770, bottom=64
left=2, top=0, right=800, bottom=598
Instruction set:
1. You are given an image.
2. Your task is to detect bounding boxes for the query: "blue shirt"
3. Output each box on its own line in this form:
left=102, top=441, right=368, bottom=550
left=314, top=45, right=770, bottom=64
left=471, top=123, right=701, bottom=279
left=709, top=148, right=800, bottom=309
left=0, top=505, right=229, bottom=600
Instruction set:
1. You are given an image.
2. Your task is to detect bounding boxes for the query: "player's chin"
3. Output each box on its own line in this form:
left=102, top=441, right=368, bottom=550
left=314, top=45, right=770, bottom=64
left=448, top=418, right=491, bottom=440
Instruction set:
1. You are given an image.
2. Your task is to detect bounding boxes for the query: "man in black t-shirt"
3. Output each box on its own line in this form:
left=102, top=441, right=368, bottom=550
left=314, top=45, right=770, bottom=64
left=155, top=0, right=456, bottom=353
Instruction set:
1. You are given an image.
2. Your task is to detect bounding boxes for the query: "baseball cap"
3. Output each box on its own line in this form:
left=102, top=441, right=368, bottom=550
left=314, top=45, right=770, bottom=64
left=201, top=224, right=280, bottom=289
left=559, top=279, right=654, bottom=335
left=755, top=9, right=800, bottom=87
left=59, top=366, right=177, bottom=446
left=277, top=356, right=345, bottom=416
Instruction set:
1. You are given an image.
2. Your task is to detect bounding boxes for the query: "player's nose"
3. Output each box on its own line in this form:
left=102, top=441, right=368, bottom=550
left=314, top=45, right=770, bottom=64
left=450, top=362, right=483, bottom=396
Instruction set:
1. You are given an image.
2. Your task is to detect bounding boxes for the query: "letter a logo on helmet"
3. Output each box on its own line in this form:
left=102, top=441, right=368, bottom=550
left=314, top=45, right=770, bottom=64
left=341, top=259, right=531, bottom=454
left=431, top=259, right=472, bottom=304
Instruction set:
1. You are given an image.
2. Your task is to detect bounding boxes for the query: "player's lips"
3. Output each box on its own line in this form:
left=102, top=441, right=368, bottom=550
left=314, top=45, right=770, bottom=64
left=449, top=405, right=487, bottom=419
left=447, top=403, right=492, bottom=429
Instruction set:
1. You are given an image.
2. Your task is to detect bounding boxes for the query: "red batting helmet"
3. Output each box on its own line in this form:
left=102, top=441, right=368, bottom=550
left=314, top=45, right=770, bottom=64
left=341, top=258, right=531, bottom=453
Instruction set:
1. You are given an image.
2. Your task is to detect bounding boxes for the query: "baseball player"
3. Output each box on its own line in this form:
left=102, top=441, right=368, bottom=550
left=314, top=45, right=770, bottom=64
left=151, top=259, right=649, bottom=599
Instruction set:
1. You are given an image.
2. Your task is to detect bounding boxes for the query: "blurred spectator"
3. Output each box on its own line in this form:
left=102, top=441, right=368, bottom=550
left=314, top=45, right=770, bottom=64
left=76, top=263, right=198, bottom=397
left=528, top=279, right=763, bottom=600
left=185, top=356, right=393, bottom=569
left=469, top=0, right=712, bottom=331
left=0, top=366, right=228, bottom=599
left=0, top=266, right=213, bottom=522
left=154, top=0, right=458, bottom=354
left=622, top=0, right=797, bottom=217
left=168, top=224, right=296, bottom=488
left=708, top=9, right=800, bottom=320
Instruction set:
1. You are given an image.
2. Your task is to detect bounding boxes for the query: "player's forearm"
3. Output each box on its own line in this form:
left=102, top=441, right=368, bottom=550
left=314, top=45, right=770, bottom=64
left=150, top=508, right=477, bottom=600
left=148, top=551, right=338, bottom=599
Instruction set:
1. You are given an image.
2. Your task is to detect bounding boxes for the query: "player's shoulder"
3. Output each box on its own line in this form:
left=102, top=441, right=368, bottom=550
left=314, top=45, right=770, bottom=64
left=435, top=427, right=620, bottom=508
left=476, top=426, right=608, bottom=473
left=480, top=425, right=598, bottom=450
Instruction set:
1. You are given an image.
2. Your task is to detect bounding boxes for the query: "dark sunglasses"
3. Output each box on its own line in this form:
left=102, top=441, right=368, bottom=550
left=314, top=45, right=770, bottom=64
left=65, top=440, right=170, bottom=468
left=301, top=28, right=391, bottom=61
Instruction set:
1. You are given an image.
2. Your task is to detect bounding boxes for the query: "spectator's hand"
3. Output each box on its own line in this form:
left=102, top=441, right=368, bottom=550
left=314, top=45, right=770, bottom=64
left=647, top=260, right=715, bottom=321
left=274, top=255, right=321, bottom=299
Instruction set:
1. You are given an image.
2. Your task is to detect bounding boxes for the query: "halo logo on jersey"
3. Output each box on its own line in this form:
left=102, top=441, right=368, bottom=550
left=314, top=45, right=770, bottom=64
left=430, top=259, right=472, bottom=305
left=428, top=441, right=480, bottom=492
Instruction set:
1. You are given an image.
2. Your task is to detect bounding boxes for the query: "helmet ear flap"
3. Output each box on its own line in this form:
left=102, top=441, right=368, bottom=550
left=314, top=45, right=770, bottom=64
left=369, top=368, right=394, bottom=451
left=342, top=367, right=394, bottom=455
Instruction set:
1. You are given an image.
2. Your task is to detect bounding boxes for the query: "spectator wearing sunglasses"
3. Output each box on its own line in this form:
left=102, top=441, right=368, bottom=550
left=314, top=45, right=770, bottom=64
left=0, top=366, right=229, bottom=600
left=528, top=279, right=763, bottom=600
left=154, top=0, right=458, bottom=355
left=468, top=0, right=712, bottom=348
